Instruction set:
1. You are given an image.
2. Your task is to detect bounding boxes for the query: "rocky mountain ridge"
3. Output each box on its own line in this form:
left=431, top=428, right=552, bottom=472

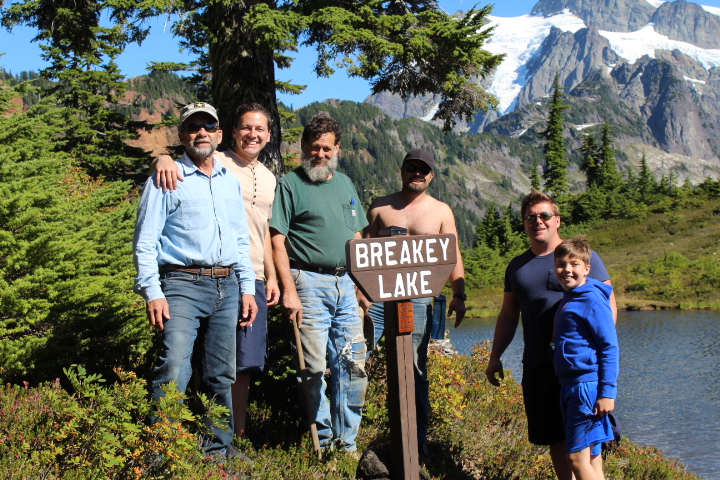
left=366, top=0, right=720, bottom=184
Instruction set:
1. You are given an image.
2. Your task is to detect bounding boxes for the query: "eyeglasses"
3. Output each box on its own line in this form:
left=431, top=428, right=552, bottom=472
left=405, top=164, right=432, bottom=175
left=524, top=212, right=556, bottom=223
left=183, top=123, right=219, bottom=133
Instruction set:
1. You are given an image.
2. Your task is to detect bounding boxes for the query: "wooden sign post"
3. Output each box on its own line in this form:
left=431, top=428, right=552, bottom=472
left=347, top=229, right=457, bottom=479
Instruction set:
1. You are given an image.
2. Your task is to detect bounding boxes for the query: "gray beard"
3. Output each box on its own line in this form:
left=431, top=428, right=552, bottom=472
left=301, top=153, right=338, bottom=183
left=187, top=139, right=218, bottom=159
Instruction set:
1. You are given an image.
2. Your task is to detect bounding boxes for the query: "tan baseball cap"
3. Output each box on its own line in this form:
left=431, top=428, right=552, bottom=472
left=178, top=102, right=219, bottom=129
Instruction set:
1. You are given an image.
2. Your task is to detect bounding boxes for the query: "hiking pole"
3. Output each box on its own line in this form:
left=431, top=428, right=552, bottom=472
left=291, top=316, right=322, bottom=459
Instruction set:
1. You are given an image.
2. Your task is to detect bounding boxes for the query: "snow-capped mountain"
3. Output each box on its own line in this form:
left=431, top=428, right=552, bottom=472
left=366, top=0, right=720, bottom=180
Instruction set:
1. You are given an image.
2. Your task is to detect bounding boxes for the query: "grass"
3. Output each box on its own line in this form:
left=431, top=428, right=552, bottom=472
left=464, top=197, right=720, bottom=317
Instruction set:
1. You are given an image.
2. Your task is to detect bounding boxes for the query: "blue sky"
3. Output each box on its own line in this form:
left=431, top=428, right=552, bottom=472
left=2, top=0, right=719, bottom=108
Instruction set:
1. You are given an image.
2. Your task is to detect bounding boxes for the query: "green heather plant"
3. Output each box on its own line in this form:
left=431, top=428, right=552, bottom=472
left=424, top=343, right=701, bottom=480
left=0, top=366, right=233, bottom=479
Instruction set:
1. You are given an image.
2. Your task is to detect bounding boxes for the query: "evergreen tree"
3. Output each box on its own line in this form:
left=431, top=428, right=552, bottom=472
left=624, top=166, right=637, bottom=197
left=0, top=85, right=149, bottom=382
left=596, top=122, right=623, bottom=191
left=638, top=152, right=657, bottom=197
left=580, top=134, right=599, bottom=187
left=1, top=0, right=149, bottom=181
left=699, top=176, right=720, bottom=197
left=475, top=204, right=503, bottom=250
left=659, top=173, right=670, bottom=194
left=667, top=171, right=677, bottom=195
left=2, top=0, right=505, bottom=174
left=500, top=203, right=526, bottom=255
left=530, top=158, right=541, bottom=190
left=474, top=203, right=525, bottom=255
left=542, top=75, right=569, bottom=196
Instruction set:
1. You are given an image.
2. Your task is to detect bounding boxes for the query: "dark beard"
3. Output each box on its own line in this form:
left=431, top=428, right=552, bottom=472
left=405, top=179, right=428, bottom=193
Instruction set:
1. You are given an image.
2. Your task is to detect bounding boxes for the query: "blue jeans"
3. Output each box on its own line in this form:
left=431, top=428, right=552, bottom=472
left=292, top=269, right=368, bottom=451
left=151, top=271, right=239, bottom=454
left=367, top=297, right=433, bottom=444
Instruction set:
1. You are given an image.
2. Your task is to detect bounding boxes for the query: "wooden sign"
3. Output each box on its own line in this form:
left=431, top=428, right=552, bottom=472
left=346, top=234, right=457, bottom=302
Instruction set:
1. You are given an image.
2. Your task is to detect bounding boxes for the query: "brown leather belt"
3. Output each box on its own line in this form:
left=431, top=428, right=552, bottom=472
left=160, top=265, right=233, bottom=278
left=290, top=261, right=347, bottom=277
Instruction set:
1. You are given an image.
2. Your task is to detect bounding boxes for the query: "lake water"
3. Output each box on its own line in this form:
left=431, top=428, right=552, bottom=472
left=447, top=310, right=720, bottom=480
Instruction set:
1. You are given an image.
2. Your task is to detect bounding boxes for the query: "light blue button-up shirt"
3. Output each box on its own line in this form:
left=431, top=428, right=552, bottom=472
left=133, top=153, right=255, bottom=302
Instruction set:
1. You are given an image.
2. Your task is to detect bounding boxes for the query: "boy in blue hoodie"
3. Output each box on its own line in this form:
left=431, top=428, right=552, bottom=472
left=553, top=238, right=619, bottom=480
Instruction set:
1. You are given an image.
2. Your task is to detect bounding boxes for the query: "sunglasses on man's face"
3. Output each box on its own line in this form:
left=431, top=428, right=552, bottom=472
left=524, top=212, right=556, bottom=223
left=404, top=164, right=432, bottom=175
left=183, top=123, right=219, bottom=134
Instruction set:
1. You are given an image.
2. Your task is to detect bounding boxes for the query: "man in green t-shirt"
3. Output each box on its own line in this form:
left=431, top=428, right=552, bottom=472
left=270, top=113, right=368, bottom=453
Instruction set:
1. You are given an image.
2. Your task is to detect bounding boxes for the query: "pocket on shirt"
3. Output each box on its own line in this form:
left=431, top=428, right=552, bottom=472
left=547, top=270, right=564, bottom=292
left=180, top=199, right=210, bottom=230
left=343, top=204, right=359, bottom=231
left=225, top=198, right=245, bottom=230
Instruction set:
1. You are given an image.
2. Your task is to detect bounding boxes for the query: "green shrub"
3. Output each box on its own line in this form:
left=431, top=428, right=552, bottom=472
left=0, top=366, right=230, bottom=479
left=0, top=93, right=150, bottom=384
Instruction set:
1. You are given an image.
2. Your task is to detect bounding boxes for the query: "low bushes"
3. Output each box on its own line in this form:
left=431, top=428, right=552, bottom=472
left=0, top=343, right=702, bottom=479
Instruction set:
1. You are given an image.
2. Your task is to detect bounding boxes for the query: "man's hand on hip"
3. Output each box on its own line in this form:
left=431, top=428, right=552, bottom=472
left=147, top=298, right=170, bottom=330
left=239, top=294, right=258, bottom=327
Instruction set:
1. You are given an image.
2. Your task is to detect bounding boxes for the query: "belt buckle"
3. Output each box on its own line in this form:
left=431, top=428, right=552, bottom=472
left=334, top=267, right=346, bottom=276
left=210, top=266, right=224, bottom=278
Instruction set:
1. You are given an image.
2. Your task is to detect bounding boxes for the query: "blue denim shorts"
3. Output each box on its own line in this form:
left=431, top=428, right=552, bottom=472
left=560, top=381, right=614, bottom=454
left=236, top=279, right=268, bottom=373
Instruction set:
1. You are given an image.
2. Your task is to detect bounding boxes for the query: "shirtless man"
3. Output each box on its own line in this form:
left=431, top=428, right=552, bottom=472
left=361, top=148, right=466, bottom=456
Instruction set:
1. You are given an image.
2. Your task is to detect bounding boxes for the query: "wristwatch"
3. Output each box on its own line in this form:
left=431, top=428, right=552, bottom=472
left=453, top=293, right=467, bottom=301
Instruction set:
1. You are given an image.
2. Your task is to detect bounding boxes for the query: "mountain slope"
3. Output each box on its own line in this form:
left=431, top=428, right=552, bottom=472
left=366, top=0, right=720, bottom=182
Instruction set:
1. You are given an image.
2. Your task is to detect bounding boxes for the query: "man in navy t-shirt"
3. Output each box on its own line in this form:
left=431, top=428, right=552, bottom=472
left=484, top=190, right=617, bottom=480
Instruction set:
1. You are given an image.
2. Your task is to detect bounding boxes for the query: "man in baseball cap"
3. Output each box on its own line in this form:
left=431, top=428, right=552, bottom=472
left=402, top=148, right=435, bottom=171
left=178, top=102, right=220, bottom=128
left=134, top=101, right=257, bottom=458
left=360, top=147, right=466, bottom=461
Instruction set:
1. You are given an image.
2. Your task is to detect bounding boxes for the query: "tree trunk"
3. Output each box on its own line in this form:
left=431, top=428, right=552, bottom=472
left=205, top=1, right=285, bottom=177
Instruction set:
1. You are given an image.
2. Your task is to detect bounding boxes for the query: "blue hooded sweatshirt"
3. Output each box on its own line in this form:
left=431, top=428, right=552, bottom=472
left=553, top=278, right=619, bottom=399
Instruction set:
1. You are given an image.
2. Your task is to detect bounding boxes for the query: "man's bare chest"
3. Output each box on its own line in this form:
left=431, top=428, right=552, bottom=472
left=378, top=207, right=442, bottom=235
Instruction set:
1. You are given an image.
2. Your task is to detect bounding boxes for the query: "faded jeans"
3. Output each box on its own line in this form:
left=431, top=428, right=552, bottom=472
left=151, top=270, right=238, bottom=454
left=291, top=269, right=368, bottom=451
left=367, top=297, right=433, bottom=444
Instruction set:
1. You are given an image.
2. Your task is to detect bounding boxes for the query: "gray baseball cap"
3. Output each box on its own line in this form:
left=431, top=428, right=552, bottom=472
left=402, top=148, right=434, bottom=170
left=178, top=102, right=219, bottom=129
